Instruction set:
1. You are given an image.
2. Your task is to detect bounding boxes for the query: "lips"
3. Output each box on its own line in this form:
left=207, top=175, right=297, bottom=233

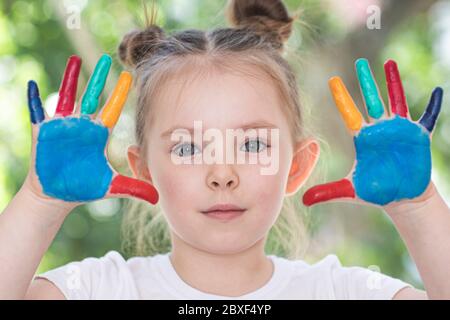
left=201, top=204, right=246, bottom=221
left=201, top=203, right=246, bottom=214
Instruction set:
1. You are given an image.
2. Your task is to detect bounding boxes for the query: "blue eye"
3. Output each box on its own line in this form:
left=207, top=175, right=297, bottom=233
left=241, top=138, right=268, bottom=153
left=172, top=142, right=201, bottom=157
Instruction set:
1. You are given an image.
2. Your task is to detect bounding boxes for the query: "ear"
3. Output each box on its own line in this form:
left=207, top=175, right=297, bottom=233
left=127, top=145, right=153, bottom=184
left=285, top=138, right=320, bottom=195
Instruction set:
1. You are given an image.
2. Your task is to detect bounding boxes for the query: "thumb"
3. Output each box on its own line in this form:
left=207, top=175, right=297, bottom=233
left=108, top=174, right=159, bottom=205
left=302, top=178, right=355, bottom=206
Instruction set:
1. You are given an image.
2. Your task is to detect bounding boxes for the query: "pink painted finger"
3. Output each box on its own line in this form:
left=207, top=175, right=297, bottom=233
left=302, top=178, right=355, bottom=206
left=384, top=59, right=408, bottom=118
left=109, top=174, right=159, bottom=205
left=55, top=55, right=82, bottom=117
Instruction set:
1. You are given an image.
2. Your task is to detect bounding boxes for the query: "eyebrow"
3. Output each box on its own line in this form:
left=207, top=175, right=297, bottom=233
left=160, top=120, right=278, bottom=138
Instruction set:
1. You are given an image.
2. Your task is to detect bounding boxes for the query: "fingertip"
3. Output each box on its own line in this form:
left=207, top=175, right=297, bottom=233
left=119, top=71, right=133, bottom=85
left=100, top=53, right=113, bottom=64
left=355, top=58, right=369, bottom=69
left=98, top=54, right=112, bottom=73
left=68, top=54, right=82, bottom=65
left=55, top=55, right=82, bottom=116
left=101, top=55, right=113, bottom=74
left=433, top=87, right=443, bottom=99
left=302, top=189, right=316, bottom=207
left=27, top=80, right=45, bottom=124
left=419, top=87, right=443, bottom=133
left=27, top=80, right=39, bottom=99
left=328, top=76, right=342, bottom=88
left=384, top=59, right=409, bottom=118
left=431, top=87, right=443, bottom=109
left=115, top=71, right=133, bottom=94
left=100, top=71, right=133, bottom=128
left=384, top=59, right=400, bottom=81
left=384, top=59, right=397, bottom=68
left=81, top=54, right=113, bottom=115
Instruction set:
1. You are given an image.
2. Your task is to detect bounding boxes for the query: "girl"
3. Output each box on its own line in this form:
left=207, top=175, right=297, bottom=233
left=1, top=0, right=449, bottom=300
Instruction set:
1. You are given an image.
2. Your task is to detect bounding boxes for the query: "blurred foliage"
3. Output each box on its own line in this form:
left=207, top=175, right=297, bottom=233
left=1, top=0, right=450, bottom=290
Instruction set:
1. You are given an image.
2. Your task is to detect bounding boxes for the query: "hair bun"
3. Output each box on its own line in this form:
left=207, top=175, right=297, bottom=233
left=226, top=0, right=294, bottom=50
left=118, top=25, right=165, bottom=68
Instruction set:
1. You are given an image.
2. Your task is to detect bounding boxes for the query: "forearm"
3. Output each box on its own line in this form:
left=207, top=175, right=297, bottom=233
left=385, top=182, right=450, bottom=299
left=0, top=185, right=70, bottom=299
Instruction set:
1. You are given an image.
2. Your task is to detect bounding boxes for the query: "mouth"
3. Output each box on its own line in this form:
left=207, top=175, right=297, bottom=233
left=201, top=204, right=247, bottom=221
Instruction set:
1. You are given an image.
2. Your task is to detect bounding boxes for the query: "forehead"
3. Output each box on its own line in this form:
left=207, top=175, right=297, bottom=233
left=150, top=66, right=288, bottom=134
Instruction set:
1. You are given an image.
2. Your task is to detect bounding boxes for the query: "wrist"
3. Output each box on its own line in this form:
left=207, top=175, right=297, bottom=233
left=384, top=181, right=445, bottom=220
left=16, top=182, right=76, bottom=228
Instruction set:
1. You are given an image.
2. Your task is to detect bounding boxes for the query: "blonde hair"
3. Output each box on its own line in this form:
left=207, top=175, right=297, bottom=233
left=119, top=0, right=320, bottom=260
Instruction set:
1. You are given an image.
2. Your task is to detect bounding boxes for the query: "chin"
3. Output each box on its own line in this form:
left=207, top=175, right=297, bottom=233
left=194, top=234, right=259, bottom=255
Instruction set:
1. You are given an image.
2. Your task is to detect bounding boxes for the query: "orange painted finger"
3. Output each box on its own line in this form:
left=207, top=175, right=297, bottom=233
left=329, top=77, right=364, bottom=132
left=100, top=71, right=132, bottom=128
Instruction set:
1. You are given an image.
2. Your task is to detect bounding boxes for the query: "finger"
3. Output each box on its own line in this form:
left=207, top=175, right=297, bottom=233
left=302, top=178, right=355, bottom=206
left=384, top=59, right=409, bottom=118
left=329, top=77, right=364, bottom=133
left=355, top=58, right=385, bottom=120
left=100, top=71, right=132, bottom=129
left=419, top=87, right=443, bottom=133
left=55, top=55, right=82, bottom=117
left=27, top=80, right=45, bottom=124
left=81, top=54, right=112, bottom=115
left=109, top=174, right=159, bottom=205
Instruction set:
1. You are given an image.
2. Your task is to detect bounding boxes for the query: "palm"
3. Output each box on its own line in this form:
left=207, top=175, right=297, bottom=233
left=303, top=58, right=442, bottom=207
left=36, top=116, right=113, bottom=201
left=353, top=116, right=431, bottom=205
left=28, top=54, right=158, bottom=205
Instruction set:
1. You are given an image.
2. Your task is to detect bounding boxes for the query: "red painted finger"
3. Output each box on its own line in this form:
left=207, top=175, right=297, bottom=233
left=55, top=55, right=82, bottom=117
left=302, top=178, right=355, bottom=206
left=384, top=59, right=408, bottom=118
left=109, top=175, right=159, bottom=205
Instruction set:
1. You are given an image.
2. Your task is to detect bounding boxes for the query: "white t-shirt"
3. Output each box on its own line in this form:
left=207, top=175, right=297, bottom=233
left=36, top=250, right=412, bottom=300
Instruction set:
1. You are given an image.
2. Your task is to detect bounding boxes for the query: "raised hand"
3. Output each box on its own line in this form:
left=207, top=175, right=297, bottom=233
left=26, top=54, right=159, bottom=206
left=303, top=58, right=442, bottom=207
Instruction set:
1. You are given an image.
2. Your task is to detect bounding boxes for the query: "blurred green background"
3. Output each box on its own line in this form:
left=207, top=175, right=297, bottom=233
left=1, top=0, right=450, bottom=290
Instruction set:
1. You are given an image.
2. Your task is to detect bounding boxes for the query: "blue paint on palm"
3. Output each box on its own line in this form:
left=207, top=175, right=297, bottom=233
left=36, top=116, right=113, bottom=201
left=353, top=116, right=431, bottom=205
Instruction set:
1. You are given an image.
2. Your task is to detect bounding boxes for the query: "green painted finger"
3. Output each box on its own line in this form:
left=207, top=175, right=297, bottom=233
left=355, top=58, right=385, bottom=119
left=81, top=54, right=112, bottom=115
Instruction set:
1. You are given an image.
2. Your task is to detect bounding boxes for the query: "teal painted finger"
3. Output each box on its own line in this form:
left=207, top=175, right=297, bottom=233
left=356, top=58, right=384, bottom=119
left=81, top=54, right=112, bottom=115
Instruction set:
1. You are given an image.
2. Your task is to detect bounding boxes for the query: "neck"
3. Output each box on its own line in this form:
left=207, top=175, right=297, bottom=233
left=169, top=232, right=274, bottom=297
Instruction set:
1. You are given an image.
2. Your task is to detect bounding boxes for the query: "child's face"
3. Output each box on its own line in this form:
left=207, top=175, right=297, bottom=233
left=131, top=66, right=311, bottom=254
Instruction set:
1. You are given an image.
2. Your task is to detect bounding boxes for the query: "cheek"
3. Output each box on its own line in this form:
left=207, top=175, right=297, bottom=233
left=148, top=149, right=190, bottom=199
left=242, top=165, right=286, bottom=214
left=246, top=146, right=292, bottom=216
left=153, top=165, right=204, bottom=213
left=256, top=176, right=284, bottom=208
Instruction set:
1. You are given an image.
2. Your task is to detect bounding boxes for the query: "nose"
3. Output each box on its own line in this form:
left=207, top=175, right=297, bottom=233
left=206, top=165, right=240, bottom=191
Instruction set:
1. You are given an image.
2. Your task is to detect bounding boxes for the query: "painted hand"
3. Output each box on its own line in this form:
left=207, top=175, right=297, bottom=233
left=303, top=59, right=442, bottom=207
left=27, top=54, right=158, bottom=205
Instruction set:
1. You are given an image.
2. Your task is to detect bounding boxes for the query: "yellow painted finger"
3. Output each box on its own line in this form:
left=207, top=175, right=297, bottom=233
left=101, top=71, right=132, bottom=128
left=328, top=76, right=363, bottom=132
